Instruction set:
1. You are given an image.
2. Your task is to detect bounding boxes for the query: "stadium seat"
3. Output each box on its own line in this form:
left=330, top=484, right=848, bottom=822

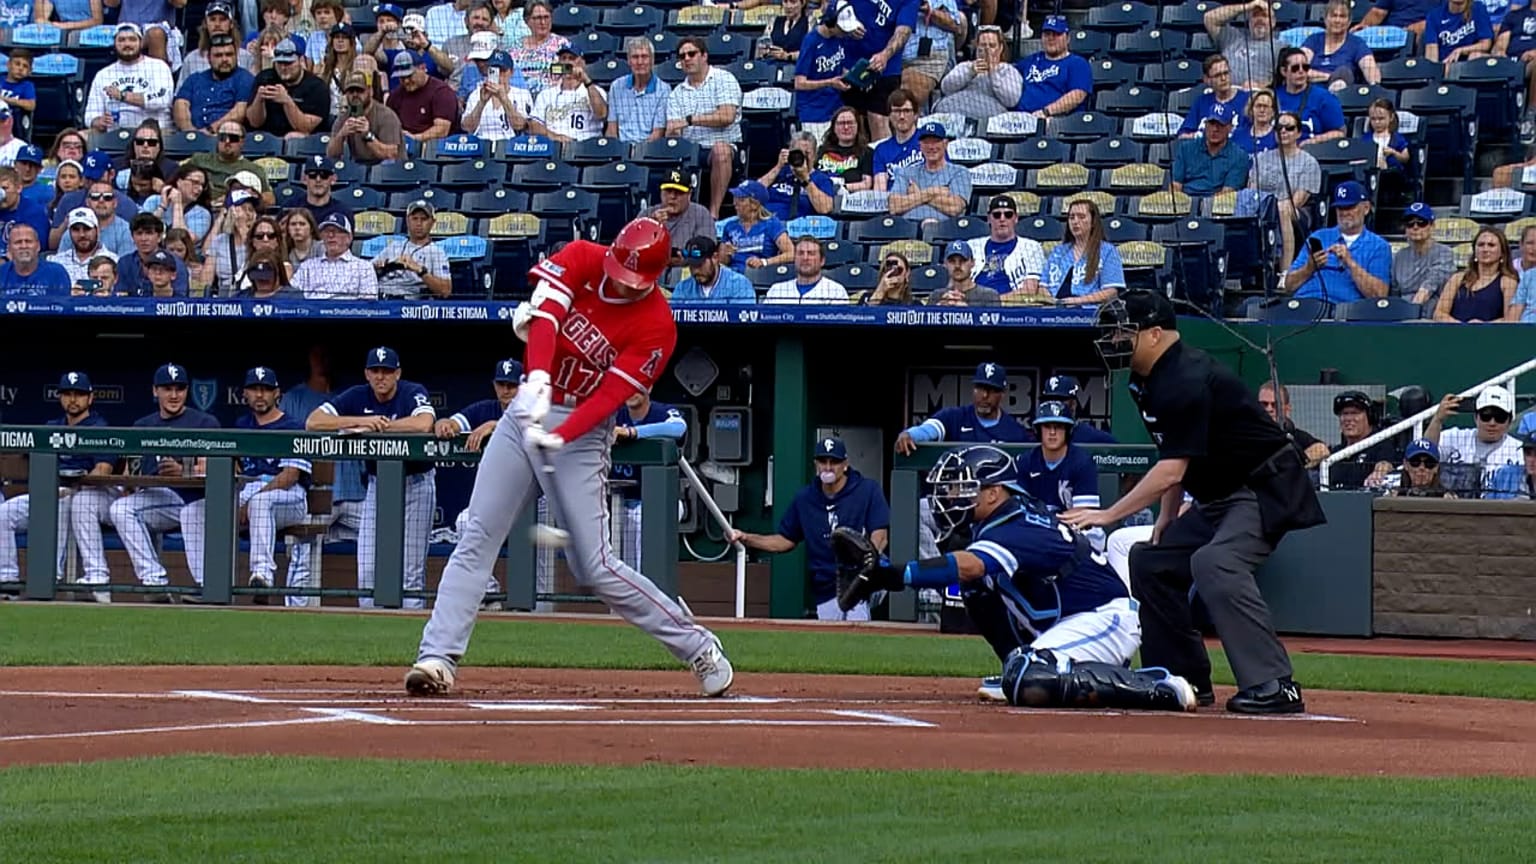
left=820, top=240, right=862, bottom=267
left=629, top=138, right=700, bottom=171
left=27, top=54, right=83, bottom=140
left=570, top=30, right=620, bottom=60
left=553, top=3, right=597, bottom=32
left=348, top=5, right=378, bottom=33
left=923, top=216, right=988, bottom=244
left=429, top=212, right=471, bottom=237
left=436, top=236, right=493, bottom=297
left=672, top=4, right=727, bottom=30
left=495, top=134, right=559, bottom=163
left=424, top=134, right=490, bottom=161
left=337, top=185, right=385, bottom=210
left=967, top=163, right=1019, bottom=193
left=91, top=127, right=133, bottom=155
left=563, top=136, right=627, bottom=166
left=1398, top=84, right=1477, bottom=186
left=825, top=263, right=880, bottom=292
left=329, top=160, right=365, bottom=187
left=1378, top=57, right=1444, bottom=91
left=359, top=234, right=404, bottom=259
left=786, top=215, right=837, bottom=240
left=990, top=191, right=1042, bottom=217
left=1096, top=85, right=1166, bottom=118
left=1165, top=87, right=1204, bottom=118
left=748, top=263, right=790, bottom=289
left=1259, top=297, right=1333, bottom=323
left=876, top=239, right=933, bottom=265
left=1432, top=215, right=1479, bottom=245
left=1356, top=25, right=1412, bottom=62
left=1104, top=163, right=1168, bottom=194
left=1075, top=136, right=1143, bottom=168
left=1461, top=189, right=1534, bottom=223
left=1085, top=2, right=1157, bottom=33
left=163, top=130, right=213, bottom=158
left=1303, top=137, right=1377, bottom=202
left=369, top=160, right=436, bottom=190
left=911, top=264, right=947, bottom=296
left=242, top=132, right=285, bottom=158
left=1334, top=296, right=1422, bottom=321
left=1334, top=84, right=1397, bottom=121
left=530, top=189, right=601, bottom=243
left=254, top=156, right=292, bottom=186
left=1140, top=59, right=1204, bottom=91
left=5, top=23, right=63, bottom=48
left=1279, top=26, right=1323, bottom=49
left=947, top=137, right=995, bottom=166
left=1002, top=137, right=1070, bottom=169
left=352, top=211, right=399, bottom=238
left=601, top=5, right=665, bottom=34
left=462, top=188, right=530, bottom=216
left=1127, top=112, right=1184, bottom=142
left=983, top=112, right=1041, bottom=142
left=1089, top=58, right=1135, bottom=91
left=846, top=216, right=920, bottom=244
left=1025, top=163, right=1091, bottom=194
left=1128, top=190, right=1194, bottom=220
left=1161, top=0, right=1219, bottom=32
left=836, top=190, right=892, bottom=218
left=1067, top=29, right=1110, bottom=58
left=388, top=189, right=460, bottom=212
left=1102, top=216, right=1150, bottom=243
left=1056, top=190, right=1117, bottom=218
left=1017, top=215, right=1063, bottom=242
left=704, top=32, right=749, bottom=64
left=509, top=159, right=580, bottom=191
left=1118, top=239, right=1173, bottom=292
left=284, top=135, right=333, bottom=160
left=485, top=212, right=543, bottom=240
left=1152, top=218, right=1228, bottom=313
left=440, top=158, right=508, bottom=189
left=724, top=60, right=777, bottom=89
left=1111, top=29, right=1189, bottom=65
left=579, top=162, right=651, bottom=240
left=274, top=185, right=304, bottom=210
left=1446, top=57, right=1525, bottom=134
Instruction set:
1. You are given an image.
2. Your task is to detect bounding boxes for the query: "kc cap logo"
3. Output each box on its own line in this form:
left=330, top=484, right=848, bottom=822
left=502, top=361, right=513, bottom=375
left=67, top=372, right=79, bottom=385
left=254, top=367, right=267, bottom=381
left=376, top=348, right=387, bottom=363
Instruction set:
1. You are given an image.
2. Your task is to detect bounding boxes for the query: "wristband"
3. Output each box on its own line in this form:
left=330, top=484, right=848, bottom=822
left=903, top=553, right=958, bottom=588
left=686, top=113, right=695, bottom=125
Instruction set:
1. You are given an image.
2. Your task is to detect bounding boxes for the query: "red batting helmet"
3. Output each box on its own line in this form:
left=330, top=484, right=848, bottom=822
left=603, top=217, right=672, bottom=289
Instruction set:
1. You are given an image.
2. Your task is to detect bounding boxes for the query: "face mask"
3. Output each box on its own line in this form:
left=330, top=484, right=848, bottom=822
left=819, top=470, right=837, bottom=485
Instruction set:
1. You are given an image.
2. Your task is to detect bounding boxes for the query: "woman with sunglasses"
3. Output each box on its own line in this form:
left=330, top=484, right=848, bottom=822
left=1301, top=0, right=1380, bottom=90
left=1425, top=0, right=1494, bottom=67
left=140, top=165, right=214, bottom=243
left=1232, top=88, right=1278, bottom=154
left=863, top=251, right=914, bottom=305
left=1389, top=439, right=1456, bottom=498
left=1433, top=227, right=1517, bottom=322
left=1249, top=110, right=1321, bottom=268
left=934, top=24, right=1021, bottom=122
left=230, top=214, right=294, bottom=293
left=114, top=120, right=178, bottom=180
left=1391, top=203, right=1456, bottom=315
left=1272, top=46, right=1346, bottom=142
left=45, top=127, right=87, bottom=169
left=1044, top=198, right=1124, bottom=306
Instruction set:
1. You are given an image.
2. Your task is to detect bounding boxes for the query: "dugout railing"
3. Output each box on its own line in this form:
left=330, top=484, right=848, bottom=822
left=0, top=427, right=680, bottom=609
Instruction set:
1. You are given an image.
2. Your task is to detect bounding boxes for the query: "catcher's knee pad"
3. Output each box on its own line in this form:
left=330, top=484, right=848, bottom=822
left=1003, top=651, right=1190, bottom=712
left=962, top=581, right=1027, bottom=662
left=1000, top=648, right=1066, bottom=706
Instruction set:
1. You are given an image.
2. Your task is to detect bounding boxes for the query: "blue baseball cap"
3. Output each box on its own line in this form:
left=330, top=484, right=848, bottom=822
left=319, top=211, right=354, bottom=234
left=273, top=37, right=301, bottom=63
left=153, top=363, right=189, bottom=387
left=81, top=150, right=112, bottom=181
left=944, top=239, right=973, bottom=261
left=1033, top=401, right=1075, bottom=426
left=487, top=50, right=514, bottom=70
left=375, top=2, right=404, bottom=18
left=16, top=143, right=42, bottom=165
left=1518, top=430, right=1536, bottom=450
left=728, top=180, right=768, bottom=203
left=1404, top=202, right=1435, bottom=223
left=917, top=121, right=951, bottom=140
left=814, top=436, right=848, bottom=461
left=243, top=366, right=280, bottom=388
left=1333, top=180, right=1368, bottom=208
left=1403, top=439, right=1440, bottom=462
left=227, top=187, right=258, bottom=209
left=1206, top=102, right=1237, bottom=126
left=391, top=51, right=419, bottom=75
left=494, top=358, right=524, bottom=383
left=1041, top=14, right=1070, bottom=33
left=974, top=361, right=1007, bottom=390
left=57, top=371, right=93, bottom=393
left=145, top=249, right=176, bottom=269
left=366, top=346, right=401, bottom=370
left=305, top=154, right=335, bottom=175
left=1042, top=374, right=1080, bottom=400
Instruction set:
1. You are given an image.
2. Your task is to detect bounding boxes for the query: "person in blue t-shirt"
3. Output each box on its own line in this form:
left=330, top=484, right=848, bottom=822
left=1273, top=47, right=1347, bottom=141
left=0, top=224, right=72, bottom=295
left=870, top=88, right=922, bottom=190
left=719, top=182, right=792, bottom=272
left=173, top=34, right=257, bottom=133
left=1013, top=15, right=1092, bottom=116
left=793, top=29, right=850, bottom=133
left=1302, top=1, right=1380, bottom=87
left=757, top=134, right=839, bottom=221
left=14, top=145, right=50, bottom=209
left=0, top=164, right=52, bottom=260
left=814, top=0, right=920, bottom=139
left=0, top=50, right=35, bottom=119
left=1426, top=0, right=1495, bottom=63
left=1285, top=180, right=1393, bottom=302
left=1178, top=55, right=1251, bottom=137
left=727, top=436, right=891, bottom=621
left=1353, top=0, right=1437, bottom=35
left=1362, top=98, right=1411, bottom=170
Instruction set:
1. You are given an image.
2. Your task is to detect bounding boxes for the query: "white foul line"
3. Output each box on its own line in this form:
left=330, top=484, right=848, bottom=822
left=827, top=710, right=938, bottom=728
left=0, top=715, right=345, bottom=744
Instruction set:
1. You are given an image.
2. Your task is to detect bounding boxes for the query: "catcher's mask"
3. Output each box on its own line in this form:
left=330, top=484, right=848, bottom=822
left=925, top=445, right=1024, bottom=540
left=1093, top=290, right=1177, bottom=371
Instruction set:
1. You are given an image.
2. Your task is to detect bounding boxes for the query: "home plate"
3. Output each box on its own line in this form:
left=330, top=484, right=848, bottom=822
left=466, top=702, right=603, bottom=712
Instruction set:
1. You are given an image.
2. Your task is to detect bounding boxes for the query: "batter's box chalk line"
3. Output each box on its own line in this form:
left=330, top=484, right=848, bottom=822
left=1003, top=707, right=1362, bottom=723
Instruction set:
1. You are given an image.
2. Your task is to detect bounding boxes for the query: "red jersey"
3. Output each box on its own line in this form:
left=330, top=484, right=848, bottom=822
left=526, top=240, right=677, bottom=441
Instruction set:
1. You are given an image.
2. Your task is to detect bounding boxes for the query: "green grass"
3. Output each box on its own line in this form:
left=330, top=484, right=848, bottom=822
left=1, top=604, right=1534, bottom=699
left=2, top=756, right=1534, bottom=863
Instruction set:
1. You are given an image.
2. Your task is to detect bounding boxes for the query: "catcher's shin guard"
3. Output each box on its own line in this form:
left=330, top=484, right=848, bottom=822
left=1001, top=649, right=1196, bottom=712
left=961, top=580, right=1028, bottom=662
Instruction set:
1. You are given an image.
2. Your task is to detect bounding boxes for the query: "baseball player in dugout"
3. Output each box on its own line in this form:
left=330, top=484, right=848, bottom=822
left=894, top=361, right=1034, bottom=456
left=835, top=445, right=1198, bottom=712
left=306, top=347, right=437, bottom=610
left=1060, top=290, right=1326, bottom=714
left=728, top=436, right=892, bottom=621
left=406, top=216, right=734, bottom=699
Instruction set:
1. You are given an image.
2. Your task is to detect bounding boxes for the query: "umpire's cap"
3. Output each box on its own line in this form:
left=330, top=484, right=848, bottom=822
left=1333, top=390, right=1373, bottom=415
left=1104, top=289, right=1177, bottom=331
left=57, top=371, right=93, bottom=393
left=494, top=358, right=523, bottom=383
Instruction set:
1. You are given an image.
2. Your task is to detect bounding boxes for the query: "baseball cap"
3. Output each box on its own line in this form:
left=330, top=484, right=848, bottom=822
left=1333, top=180, right=1368, bottom=208
left=494, top=358, right=524, bottom=383
left=81, top=150, right=112, bottom=181
left=814, top=436, right=848, bottom=461
left=468, top=31, right=497, bottom=59
left=487, top=50, right=514, bottom=70
left=833, top=0, right=863, bottom=33
left=944, top=239, right=973, bottom=260
left=229, top=170, right=263, bottom=191
left=227, top=187, right=258, bottom=209
left=305, top=155, right=335, bottom=175
left=342, top=71, right=369, bottom=91
left=660, top=168, right=691, bottom=193
left=406, top=198, right=435, bottom=217
left=153, top=363, right=189, bottom=386
left=145, top=249, right=176, bottom=269
left=206, top=0, right=234, bottom=16
left=115, top=22, right=143, bottom=38
left=1404, top=202, right=1436, bottom=223
left=67, top=207, right=98, bottom=228
left=1332, top=390, right=1372, bottom=415
left=402, top=12, right=426, bottom=30
left=1477, top=385, right=1515, bottom=414
left=365, top=346, right=401, bottom=370
left=728, top=180, right=767, bottom=203
left=243, top=366, right=280, bottom=388
left=682, top=235, right=718, bottom=260
left=1042, top=374, right=1080, bottom=400
left=375, top=2, right=404, bottom=19
left=273, top=37, right=301, bottom=63
left=391, top=51, right=417, bottom=75
left=1519, top=430, right=1536, bottom=450
left=0, top=104, right=11, bottom=122
left=555, top=44, right=579, bottom=58
left=1206, top=101, right=1237, bottom=126
left=917, top=121, right=951, bottom=140
left=319, top=211, right=354, bottom=234
left=57, top=371, right=93, bottom=393
left=973, top=361, right=1007, bottom=390
left=1041, top=14, right=1070, bottom=33
left=331, top=22, right=357, bottom=38
left=1403, top=438, right=1440, bottom=462
left=1033, top=401, right=1074, bottom=426
left=987, top=194, right=1017, bottom=213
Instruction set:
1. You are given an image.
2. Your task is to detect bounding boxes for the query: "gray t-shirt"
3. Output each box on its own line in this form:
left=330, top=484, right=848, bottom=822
left=1252, top=148, right=1321, bottom=198
left=1392, top=242, right=1457, bottom=316
left=926, top=283, right=1001, bottom=306
left=1219, top=26, right=1286, bottom=87
left=892, top=160, right=973, bottom=223
left=656, top=202, right=717, bottom=249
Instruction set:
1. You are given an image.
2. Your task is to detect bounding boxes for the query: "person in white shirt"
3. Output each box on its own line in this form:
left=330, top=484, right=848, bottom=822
left=1424, top=385, right=1525, bottom=489
left=85, top=24, right=175, bottom=132
left=528, top=47, right=607, bottom=143
left=462, top=50, right=531, bottom=140
left=0, top=106, right=23, bottom=166
left=765, top=236, right=849, bottom=304
left=48, top=208, right=117, bottom=284
left=292, top=212, right=380, bottom=299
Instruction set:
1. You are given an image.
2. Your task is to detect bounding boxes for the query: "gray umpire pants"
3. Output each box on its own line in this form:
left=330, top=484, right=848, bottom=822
left=1128, top=488, right=1293, bottom=692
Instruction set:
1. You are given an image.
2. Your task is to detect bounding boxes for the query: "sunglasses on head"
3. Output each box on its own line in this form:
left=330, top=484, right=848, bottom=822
left=1479, top=409, right=1511, bottom=423
left=1407, top=456, right=1438, bottom=468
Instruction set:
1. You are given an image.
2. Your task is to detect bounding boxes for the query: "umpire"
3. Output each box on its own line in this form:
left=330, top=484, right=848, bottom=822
left=1062, top=291, right=1324, bottom=714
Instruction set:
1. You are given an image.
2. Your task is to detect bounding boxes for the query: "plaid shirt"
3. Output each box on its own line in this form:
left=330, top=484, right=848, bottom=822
left=373, top=238, right=450, bottom=298
left=608, top=73, right=671, bottom=143
left=666, top=66, right=742, bottom=146
left=293, top=251, right=380, bottom=299
left=425, top=2, right=469, bottom=46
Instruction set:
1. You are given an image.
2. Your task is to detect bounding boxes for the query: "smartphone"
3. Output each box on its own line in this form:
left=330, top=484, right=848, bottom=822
left=74, top=278, right=101, bottom=295
left=1306, top=236, right=1324, bottom=256
left=549, top=62, right=570, bottom=76
left=348, top=102, right=363, bottom=117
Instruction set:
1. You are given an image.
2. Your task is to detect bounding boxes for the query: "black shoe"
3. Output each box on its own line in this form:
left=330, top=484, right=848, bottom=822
left=1195, top=687, right=1216, bottom=708
left=1226, top=678, right=1305, bottom=715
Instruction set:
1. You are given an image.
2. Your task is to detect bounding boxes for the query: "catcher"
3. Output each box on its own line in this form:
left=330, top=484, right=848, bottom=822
left=835, top=445, right=1197, bottom=711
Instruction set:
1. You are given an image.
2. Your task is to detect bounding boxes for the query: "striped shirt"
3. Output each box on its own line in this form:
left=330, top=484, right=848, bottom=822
left=764, top=276, right=849, bottom=304
left=424, top=3, right=468, bottom=45
left=666, top=67, right=743, bottom=146
left=607, top=73, right=671, bottom=143
left=293, top=251, right=380, bottom=299
left=48, top=246, right=118, bottom=284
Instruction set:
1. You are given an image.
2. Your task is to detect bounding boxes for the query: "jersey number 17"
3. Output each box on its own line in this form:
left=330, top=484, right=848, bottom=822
left=554, top=356, right=603, bottom=397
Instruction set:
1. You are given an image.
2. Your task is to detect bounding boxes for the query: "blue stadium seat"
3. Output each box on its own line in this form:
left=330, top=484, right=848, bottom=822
left=330, top=160, right=366, bottom=187
left=1111, top=29, right=1189, bottom=65
left=820, top=240, right=862, bottom=268
left=600, top=5, right=665, bottom=34
left=1045, top=112, right=1117, bottom=143
left=274, top=185, right=305, bottom=210
left=563, top=135, right=627, bottom=165
left=647, top=31, right=681, bottom=56
left=1140, top=59, right=1204, bottom=91
left=587, top=58, right=627, bottom=86
left=1102, top=216, right=1149, bottom=243
left=439, top=158, right=507, bottom=189
left=284, top=135, right=333, bottom=160
left=704, top=32, right=750, bottom=64
left=461, top=188, right=530, bottom=216
left=723, top=60, right=777, bottom=89
left=369, top=160, right=436, bottom=190
left=495, top=134, right=559, bottom=163
left=1003, top=137, right=1071, bottom=169
left=530, top=189, right=601, bottom=243
left=579, top=162, right=650, bottom=240
left=1334, top=296, right=1421, bottom=321
left=825, top=263, right=880, bottom=292
left=1067, top=29, right=1110, bottom=59
left=570, top=30, right=620, bottom=60
left=786, top=215, right=838, bottom=240
left=1334, top=84, right=1397, bottom=121
left=1017, top=215, right=1063, bottom=242
left=1089, top=58, right=1135, bottom=91
left=1378, top=57, right=1443, bottom=91
left=423, top=134, right=490, bottom=161
left=748, top=263, right=790, bottom=289
left=629, top=137, right=700, bottom=171
left=554, top=4, right=597, bottom=32
left=1446, top=57, right=1525, bottom=135
left=1086, top=2, right=1158, bottom=32
left=1152, top=218, right=1228, bottom=313
left=1356, top=25, right=1412, bottom=62
left=1461, top=189, right=1535, bottom=223
left=348, top=5, right=378, bottom=33
left=1160, top=0, right=1219, bottom=33
left=163, top=130, right=214, bottom=158
left=845, top=216, right=920, bottom=244
left=922, top=216, right=988, bottom=244
left=1096, top=85, right=1166, bottom=118
left=1258, top=297, right=1333, bottom=323
left=910, top=264, right=948, bottom=296
left=1398, top=84, right=1477, bottom=186
left=1075, top=136, right=1144, bottom=168
left=388, top=189, right=461, bottom=212
left=509, top=159, right=579, bottom=191
left=5, top=23, right=62, bottom=48
left=337, top=185, right=386, bottom=210
left=1303, top=137, right=1377, bottom=206
left=91, top=127, right=133, bottom=155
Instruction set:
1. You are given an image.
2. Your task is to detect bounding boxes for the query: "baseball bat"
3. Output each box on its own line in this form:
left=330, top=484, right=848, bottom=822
left=525, top=428, right=572, bottom=549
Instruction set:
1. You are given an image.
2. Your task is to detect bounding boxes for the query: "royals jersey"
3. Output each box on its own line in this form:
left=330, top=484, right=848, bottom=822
left=449, top=398, right=505, bottom=433
left=528, top=240, right=677, bottom=443
left=47, top=413, right=113, bottom=475
left=920, top=405, right=1035, bottom=444
left=965, top=496, right=1127, bottom=636
left=235, top=413, right=311, bottom=486
left=611, top=400, right=686, bottom=500
left=1017, top=445, right=1100, bottom=512
left=320, top=381, right=436, bottom=477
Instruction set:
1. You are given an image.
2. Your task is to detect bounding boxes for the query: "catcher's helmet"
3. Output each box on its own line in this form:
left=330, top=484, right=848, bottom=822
left=604, top=216, right=672, bottom=289
left=1093, top=290, right=1177, bottom=370
left=925, top=445, right=1025, bottom=539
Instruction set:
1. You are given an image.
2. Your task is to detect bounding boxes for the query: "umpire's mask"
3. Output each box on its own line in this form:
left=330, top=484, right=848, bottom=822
left=1093, top=290, right=1177, bottom=371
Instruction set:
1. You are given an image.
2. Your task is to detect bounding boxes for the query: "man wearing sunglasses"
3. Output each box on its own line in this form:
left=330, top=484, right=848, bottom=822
left=670, top=235, right=756, bottom=304
left=1328, top=390, right=1398, bottom=489
left=299, top=155, right=353, bottom=226
left=1425, top=385, right=1524, bottom=492
left=1390, top=202, right=1455, bottom=316
left=665, top=37, right=744, bottom=219
left=1274, top=47, right=1346, bottom=142
left=83, top=179, right=135, bottom=257
left=963, top=193, right=1042, bottom=295
left=182, top=121, right=274, bottom=204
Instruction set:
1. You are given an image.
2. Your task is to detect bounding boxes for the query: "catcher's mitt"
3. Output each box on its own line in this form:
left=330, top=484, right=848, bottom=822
left=831, top=527, right=904, bottom=612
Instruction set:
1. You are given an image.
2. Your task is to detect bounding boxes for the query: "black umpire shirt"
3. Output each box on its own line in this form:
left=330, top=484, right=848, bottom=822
left=1128, top=340, right=1293, bottom=504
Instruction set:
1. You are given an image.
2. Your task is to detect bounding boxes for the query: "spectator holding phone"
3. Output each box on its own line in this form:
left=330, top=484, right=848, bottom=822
left=901, top=0, right=964, bottom=108
left=1425, top=386, right=1523, bottom=490
left=862, top=250, right=914, bottom=305
left=327, top=71, right=404, bottom=163
left=1284, top=180, right=1390, bottom=302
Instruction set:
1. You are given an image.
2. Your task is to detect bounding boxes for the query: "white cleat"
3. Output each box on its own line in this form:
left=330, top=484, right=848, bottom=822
left=690, top=640, right=734, bottom=697
left=1160, top=673, right=1199, bottom=712
left=404, top=657, right=456, bottom=696
left=977, top=675, right=1007, bottom=703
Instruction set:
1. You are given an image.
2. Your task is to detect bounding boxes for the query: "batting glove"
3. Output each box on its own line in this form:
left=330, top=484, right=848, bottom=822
left=525, top=424, right=565, bottom=451
left=511, top=369, right=551, bottom=425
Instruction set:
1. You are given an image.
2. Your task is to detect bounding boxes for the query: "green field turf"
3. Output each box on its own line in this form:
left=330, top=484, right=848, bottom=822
left=3, top=757, right=1534, bottom=863
left=1, top=605, right=1533, bottom=699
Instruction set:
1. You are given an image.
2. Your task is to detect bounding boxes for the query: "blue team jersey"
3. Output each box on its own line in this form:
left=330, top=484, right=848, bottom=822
left=1013, top=51, right=1093, bottom=114
left=1427, top=3, right=1493, bottom=54
left=48, top=413, right=113, bottom=474
left=1017, top=445, right=1101, bottom=512
left=131, top=408, right=222, bottom=501
left=234, top=413, right=311, bottom=484
left=610, top=400, right=684, bottom=498
left=1506, top=8, right=1536, bottom=56
left=794, top=30, right=848, bottom=123
left=839, top=0, right=920, bottom=78
left=1179, top=88, right=1250, bottom=135
left=922, top=405, right=1036, bottom=444
left=720, top=216, right=788, bottom=271
left=870, top=130, right=921, bottom=183
left=965, top=496, right=1127, bottom=636
left=323, top=380, right=436, bottom=476
left=450, top=398, right=505, bottom=432
left=1276, top=84, right=1346, bottom=140
left=778, top=469, right=891, bottom=602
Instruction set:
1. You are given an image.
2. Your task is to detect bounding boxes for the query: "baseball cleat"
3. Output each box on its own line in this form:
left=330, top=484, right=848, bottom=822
left=404, top=658, right=456, bottom=696
left=977, top=675, right=1007, bottom=703
left=1158, top=674, right=1200, bottom=712
left=250, top=574, right=272, bottom=606
left=690, top=640, right=734, bottom=697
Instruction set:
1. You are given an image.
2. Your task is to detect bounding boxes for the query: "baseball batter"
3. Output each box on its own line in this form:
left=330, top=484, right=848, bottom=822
left=836, top=445, right=1197, bottom=711
left=306, top=347, right=437, bottom=610
left=407, top=217, right=733, bottom=698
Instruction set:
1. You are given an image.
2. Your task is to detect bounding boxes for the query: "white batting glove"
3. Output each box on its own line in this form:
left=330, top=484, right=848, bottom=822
left=525, top=424, right=565, bottom=451
left=510, top=369, right=551, bottom=424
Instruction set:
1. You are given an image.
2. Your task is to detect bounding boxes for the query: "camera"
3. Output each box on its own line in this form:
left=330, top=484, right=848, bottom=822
left=787, top=149, right=807, bottom=168
left=549, top=62, right=570, bottom=75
